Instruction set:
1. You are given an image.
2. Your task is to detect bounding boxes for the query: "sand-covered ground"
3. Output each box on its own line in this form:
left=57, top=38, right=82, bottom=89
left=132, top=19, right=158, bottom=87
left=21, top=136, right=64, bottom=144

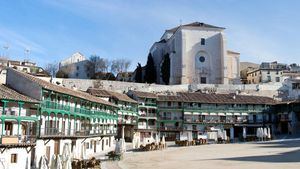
left=103, top=139, right=300, bottom=169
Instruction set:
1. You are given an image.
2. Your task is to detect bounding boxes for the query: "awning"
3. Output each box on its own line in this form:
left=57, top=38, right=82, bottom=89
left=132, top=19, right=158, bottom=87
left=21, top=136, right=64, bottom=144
left=193, top=112, right=201, bottom=115
left=226, top=113, right=233, bottom=116
left=234, top=113, right=241, bottom=116
left=209, top=113, right=217, bottom=116
left=241, top=113, right=248, bottom=116
left=218, top=113, right=225, bottom=116
left=184, top=112, right=192, bottom=115
left=201, top=112, right=209, bottom=115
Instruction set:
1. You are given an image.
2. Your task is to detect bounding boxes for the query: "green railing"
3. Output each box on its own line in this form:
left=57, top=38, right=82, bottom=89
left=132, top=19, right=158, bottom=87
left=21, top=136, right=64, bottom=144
left=41, top=100, right=118, bottom=120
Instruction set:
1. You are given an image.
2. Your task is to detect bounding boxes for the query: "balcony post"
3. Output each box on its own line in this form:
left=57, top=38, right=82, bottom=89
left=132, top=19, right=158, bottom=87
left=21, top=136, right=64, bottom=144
left=17, top=102, right=24, bottom=137
left=1, top=100, right=8, bottom=137
left=1, top=118, right=4, bottom=138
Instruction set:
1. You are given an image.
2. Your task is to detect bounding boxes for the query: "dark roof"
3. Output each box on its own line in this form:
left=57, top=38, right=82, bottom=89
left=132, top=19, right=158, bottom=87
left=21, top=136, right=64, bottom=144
left=158, top=92, right=276, bottom=105
left=0, top=84, right=38, bottom=103
left=166, top=22, right=225, bottom=33
left=87, top=88, right=137, bottom=104
left=129, top=90, right=157, bottom=99
left=157, top=95, right=183, bottom=102
left=8, top=68, right=117, bottom=107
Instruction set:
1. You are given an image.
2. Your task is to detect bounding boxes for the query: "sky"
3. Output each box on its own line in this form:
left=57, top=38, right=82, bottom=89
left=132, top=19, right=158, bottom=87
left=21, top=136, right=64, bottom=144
left=0, top=0, right=300, bottom=70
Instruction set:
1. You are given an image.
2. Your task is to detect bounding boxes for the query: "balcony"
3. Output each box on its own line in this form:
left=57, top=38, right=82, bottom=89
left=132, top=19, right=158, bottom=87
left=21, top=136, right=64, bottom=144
left=160, top=117, right=182, bottom=121
left=159, top=126, right=182, bottom=131
left=184, top=106, right=267, bottom=113
left=40, top=127, right=115, bottom=137
left=183, top=118, right=248, bottom=124
left=0, top=135, right=36, bottom=145
left=41, top=100, right=117, bottom=119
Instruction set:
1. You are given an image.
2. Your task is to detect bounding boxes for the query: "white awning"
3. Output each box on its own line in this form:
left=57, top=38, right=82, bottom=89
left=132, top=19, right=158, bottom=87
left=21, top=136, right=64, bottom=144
left=210, top=113, right=217, bottom=116
left=241, top=113, right=248, bottom=116
left=201, top=112, right=209, bottom=115
left=193, top=112, right=201, bottom=115
left=184, top=112, right=192, bottom=115
left=234, top=113, right=241, bottom=116
left=226, top=113, right=233, bottom=116
left=218, top=113, right=225, bottom=116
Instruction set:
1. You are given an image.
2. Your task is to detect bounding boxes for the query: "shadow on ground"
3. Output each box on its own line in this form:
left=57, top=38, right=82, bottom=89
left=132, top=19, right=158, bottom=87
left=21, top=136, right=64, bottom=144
left=216, top=139, right=300, bottom=163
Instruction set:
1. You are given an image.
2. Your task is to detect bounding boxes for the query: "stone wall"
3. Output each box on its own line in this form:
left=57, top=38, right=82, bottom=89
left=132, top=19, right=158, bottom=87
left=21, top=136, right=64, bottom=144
left=36, top=77, right=289, bottom=100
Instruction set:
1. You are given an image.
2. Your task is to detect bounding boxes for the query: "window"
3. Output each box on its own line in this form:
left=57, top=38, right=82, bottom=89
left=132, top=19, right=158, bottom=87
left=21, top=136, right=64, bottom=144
left=201, top=38, right=205, bottom=45
left=198, top=103, right=201, bottom=107
left=199, top=56, right=205, bottom=63
left=76, top=66, right=79, bottom=70
left=11, top=154, right=17, bottom=163
left=267, top=76, right=271, bottom=82
left=167, top=102, right=171, bottom=107
left=178, top=102, right=182, bottom=107
left=267, top=70, right=270, bottom=74
left=76, top=73, right=79, bottom=77
left=200, top=77, right=207, bottom=84
left=276, top=77, right=280, bottom=82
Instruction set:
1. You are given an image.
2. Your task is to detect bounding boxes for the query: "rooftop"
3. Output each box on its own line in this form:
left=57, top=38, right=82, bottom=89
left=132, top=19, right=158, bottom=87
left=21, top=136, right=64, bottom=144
left=0, top=84, right=38, bottom=103
left=8, top=68, right=117, bottom=107
left=166, top=22, right=225, bottom=33
left=158, top=92, right=276, bottom=105
left=87, top=88, right=138, bottom=104
left=128, top=90, right=157, bottom=99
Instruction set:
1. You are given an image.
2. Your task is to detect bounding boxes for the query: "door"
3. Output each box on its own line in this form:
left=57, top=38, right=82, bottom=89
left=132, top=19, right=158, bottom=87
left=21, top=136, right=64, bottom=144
left=46, top=146, right=50, bottom=162
left=94, top=141, right=97, bottom=153
left=31, top=148, right=36, bottom=167
left=54, top=140, right=60, bottom=155
left=5, top=122, right=13, bottom=135
left=102, top=140, right=104, bottom=151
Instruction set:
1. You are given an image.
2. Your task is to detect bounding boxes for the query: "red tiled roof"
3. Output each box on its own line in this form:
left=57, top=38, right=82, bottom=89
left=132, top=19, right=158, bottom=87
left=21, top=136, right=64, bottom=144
left=8, top=68, right=117, bottom=107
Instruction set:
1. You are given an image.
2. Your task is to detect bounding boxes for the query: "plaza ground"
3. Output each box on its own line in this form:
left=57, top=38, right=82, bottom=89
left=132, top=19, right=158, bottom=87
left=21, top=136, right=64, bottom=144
left=102, top=138, right=300, bottom=169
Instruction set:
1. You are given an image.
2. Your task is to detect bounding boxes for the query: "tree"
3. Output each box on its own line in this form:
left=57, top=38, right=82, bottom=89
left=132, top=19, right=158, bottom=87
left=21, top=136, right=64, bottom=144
left=144, top=53, right=156, bottom=83
left=135, top=63, right=143, bottom=83
left=44, top=62, right=58, bottom=77
left=161, top=53, right=170, bottom=85
left=110, top=59, right=131, bottom=75
left=55, top=64, right=76, bottom=78
left=89, top=55, right=110, bottom=73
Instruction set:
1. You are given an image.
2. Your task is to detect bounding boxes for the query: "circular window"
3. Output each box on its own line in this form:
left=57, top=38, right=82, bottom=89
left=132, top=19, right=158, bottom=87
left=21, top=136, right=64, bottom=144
left=199, top=56, right=205, bottom=62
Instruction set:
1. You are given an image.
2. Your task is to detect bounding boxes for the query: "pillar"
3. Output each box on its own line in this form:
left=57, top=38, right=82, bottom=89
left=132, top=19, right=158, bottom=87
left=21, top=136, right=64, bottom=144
left=230, top=127, right=234, bottom=142
left=17, top=102, right=24, bottom=137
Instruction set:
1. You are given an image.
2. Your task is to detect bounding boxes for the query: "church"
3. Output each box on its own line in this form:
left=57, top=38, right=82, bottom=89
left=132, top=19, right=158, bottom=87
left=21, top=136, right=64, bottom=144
left=149, top=22, right=240, bottom=85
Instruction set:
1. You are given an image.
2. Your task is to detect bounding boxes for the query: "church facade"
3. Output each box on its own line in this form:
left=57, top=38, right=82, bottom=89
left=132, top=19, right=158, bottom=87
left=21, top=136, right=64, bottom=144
left=149, top=22, right=240, bottom=85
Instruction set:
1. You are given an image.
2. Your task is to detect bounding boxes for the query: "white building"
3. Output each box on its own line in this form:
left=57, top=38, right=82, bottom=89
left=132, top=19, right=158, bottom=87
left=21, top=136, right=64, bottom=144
left=6, top=68, right=118, bottom=168
left=58, top=52, right=93, bottom=79
left=149, top=22, right=240, bottom=85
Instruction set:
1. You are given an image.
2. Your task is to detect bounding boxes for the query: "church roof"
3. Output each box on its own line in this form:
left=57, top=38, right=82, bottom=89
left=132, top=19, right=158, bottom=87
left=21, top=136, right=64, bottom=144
left=166, top=22, right=225, bottom=33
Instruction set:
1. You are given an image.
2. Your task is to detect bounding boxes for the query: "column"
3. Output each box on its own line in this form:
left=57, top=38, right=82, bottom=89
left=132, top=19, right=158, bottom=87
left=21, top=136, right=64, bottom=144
left=17, top=102, right=24, bottom=137
left=230, top=127, right=234, bottom=142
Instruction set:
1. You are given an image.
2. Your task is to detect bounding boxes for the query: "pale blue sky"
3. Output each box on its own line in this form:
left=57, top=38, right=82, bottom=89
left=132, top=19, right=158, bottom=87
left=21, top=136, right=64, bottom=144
left=0, top=0, right=299, bottom=69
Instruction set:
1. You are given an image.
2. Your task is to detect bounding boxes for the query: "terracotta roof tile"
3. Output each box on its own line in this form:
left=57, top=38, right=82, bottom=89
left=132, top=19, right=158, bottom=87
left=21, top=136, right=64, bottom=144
left=8, top=68, right=117, bottom=107
left=128, top=90, right=157, bottom=99
left=87, top=88, right=137, bottom=104
left=0, top=84, right=38, bottom=103
left=158, top=92, right=276, bottom=105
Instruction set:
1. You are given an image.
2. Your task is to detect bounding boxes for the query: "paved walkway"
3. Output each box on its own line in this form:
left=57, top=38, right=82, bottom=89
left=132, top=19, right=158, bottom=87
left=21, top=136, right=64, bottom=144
left=103, top=139, right=300, bottom=169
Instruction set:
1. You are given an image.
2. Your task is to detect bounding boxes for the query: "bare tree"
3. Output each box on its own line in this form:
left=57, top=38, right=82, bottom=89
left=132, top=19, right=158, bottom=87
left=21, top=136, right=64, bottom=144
left=44, top=62, right=59, bottom=77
